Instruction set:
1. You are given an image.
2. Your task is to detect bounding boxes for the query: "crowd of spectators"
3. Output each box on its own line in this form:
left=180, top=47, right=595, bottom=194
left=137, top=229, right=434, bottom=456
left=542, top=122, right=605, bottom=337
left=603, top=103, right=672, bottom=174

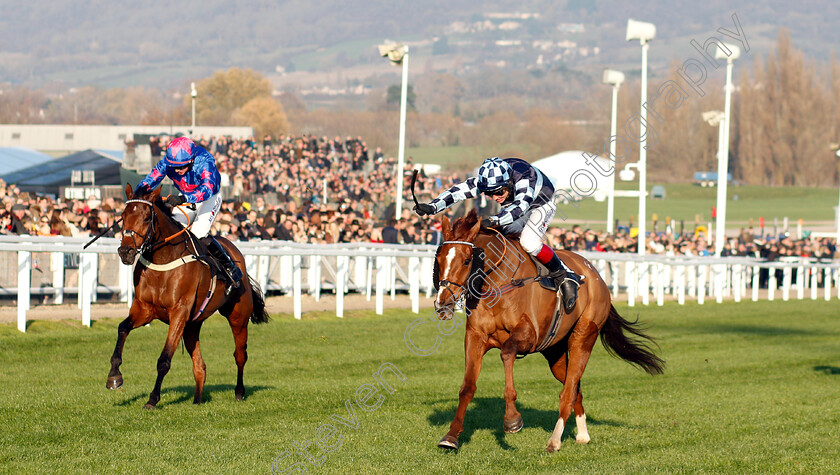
left=0, top=134, right=837, bottom=263
left=543, top=224, right=838, bottom=261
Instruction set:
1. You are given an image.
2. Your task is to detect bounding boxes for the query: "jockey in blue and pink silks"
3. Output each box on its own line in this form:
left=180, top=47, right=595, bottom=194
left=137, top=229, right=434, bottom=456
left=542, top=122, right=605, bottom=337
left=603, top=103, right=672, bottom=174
left=135, top=136, right=243, bottom=291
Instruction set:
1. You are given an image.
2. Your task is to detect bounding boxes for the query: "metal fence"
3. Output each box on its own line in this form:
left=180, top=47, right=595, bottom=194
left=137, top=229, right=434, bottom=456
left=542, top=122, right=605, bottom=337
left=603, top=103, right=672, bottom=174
left=1, top=235, right=838, bottom=333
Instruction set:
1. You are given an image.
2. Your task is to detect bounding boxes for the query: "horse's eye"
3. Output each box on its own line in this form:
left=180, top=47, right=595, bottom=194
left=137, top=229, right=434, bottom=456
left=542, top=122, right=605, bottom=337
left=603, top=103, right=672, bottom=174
left=463, top=258, right=471, bottom=266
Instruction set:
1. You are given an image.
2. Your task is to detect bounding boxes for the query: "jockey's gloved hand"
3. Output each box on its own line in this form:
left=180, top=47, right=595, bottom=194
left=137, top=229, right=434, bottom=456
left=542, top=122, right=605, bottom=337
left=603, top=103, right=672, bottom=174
left=414, top=203, right=436, bottom=216
left=481, top=217, right=500, bottom=229
left=133, top=184, right=150, bottom=196
left=166, top=194, right=187, bottom=207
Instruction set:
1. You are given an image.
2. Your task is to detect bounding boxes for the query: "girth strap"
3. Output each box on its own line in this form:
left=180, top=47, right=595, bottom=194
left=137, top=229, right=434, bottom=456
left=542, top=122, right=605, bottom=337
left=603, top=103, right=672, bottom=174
left=137, top=255, right=201, bottom=271
left=535, top=295, right=566, bottom=353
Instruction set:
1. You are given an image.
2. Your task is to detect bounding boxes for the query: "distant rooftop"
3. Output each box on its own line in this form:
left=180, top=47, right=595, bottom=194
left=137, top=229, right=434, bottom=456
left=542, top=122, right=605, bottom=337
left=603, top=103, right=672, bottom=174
left=0, top=146, right=55, bottom=175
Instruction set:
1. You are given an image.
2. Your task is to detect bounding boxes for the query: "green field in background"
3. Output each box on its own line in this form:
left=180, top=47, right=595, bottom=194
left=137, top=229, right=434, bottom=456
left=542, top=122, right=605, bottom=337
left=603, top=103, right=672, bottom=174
left=1, top=300, right=838, bottom=473
left=571, top=182, right=839, bottom=232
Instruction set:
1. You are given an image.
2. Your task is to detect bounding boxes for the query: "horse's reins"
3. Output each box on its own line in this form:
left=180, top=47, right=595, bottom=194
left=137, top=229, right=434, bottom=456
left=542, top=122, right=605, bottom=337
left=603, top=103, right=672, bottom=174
left=83, top=217, right=123, bottom=249
left=124, top=197, right=196, bottom=252
left=437, top=240, right=474, bottom=292
left=124, top=197, right=219, bottom=321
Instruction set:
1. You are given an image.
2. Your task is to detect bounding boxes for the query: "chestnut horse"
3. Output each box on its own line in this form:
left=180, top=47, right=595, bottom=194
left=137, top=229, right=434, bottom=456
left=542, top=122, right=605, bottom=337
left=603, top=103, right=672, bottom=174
left=434, top=209, right=664, bottom=451
left=106, top=184, right=269, bottom=408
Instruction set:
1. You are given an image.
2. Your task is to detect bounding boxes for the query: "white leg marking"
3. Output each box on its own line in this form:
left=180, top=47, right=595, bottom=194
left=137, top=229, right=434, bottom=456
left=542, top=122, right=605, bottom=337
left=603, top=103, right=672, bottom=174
left=575, top=414, right=590, bottom=444
left=546, top=418, right=564, bottom=452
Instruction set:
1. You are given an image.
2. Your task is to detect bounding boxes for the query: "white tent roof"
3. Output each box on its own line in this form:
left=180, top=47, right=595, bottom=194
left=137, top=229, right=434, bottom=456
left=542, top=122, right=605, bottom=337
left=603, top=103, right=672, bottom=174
left=532, top=150, right=613, bottom=201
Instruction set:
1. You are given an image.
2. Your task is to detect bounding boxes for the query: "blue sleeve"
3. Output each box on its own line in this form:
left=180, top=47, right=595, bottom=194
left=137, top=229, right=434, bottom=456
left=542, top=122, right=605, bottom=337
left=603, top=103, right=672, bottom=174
left=138, top=159, right=168, bottom=193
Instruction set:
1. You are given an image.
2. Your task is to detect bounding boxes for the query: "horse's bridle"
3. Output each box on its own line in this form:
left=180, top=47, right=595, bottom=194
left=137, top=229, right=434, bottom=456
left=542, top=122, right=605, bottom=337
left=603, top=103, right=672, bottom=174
left=123, top=199, right=157, bottom=255
left=436, top=240, right=475, bottom=300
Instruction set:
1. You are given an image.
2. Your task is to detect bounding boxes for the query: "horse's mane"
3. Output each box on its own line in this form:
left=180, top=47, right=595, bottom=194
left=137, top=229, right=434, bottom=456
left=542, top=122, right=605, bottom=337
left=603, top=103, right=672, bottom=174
left=132, top=190, right=177, bottom=225
left=451, top=210, right=479, bottom=236
left=452, top=211, right=520, bottom=241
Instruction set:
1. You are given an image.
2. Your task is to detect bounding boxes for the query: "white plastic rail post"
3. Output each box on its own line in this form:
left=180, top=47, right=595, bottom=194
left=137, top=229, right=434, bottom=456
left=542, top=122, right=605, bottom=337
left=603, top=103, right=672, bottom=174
left=825, top=268, right=832, bottom=301
left=17, top=250, right=31, bottom=333
left=390, top=256, right=397, bottom=301
left=258, top=254, right=270, bottom=296
left=782, top=266, right=791, bottom=301
left=81, top=252, right=94, bottom=327
left=52, top=245, right=65, bottom=304
left=409, top=256, right=420, bottom=314
left=336, top=255, right=348, bottom=318
left=796, top=263, right=805, bottom=300
left=677, top=264, right=686, bottom=305
left=641, top=262, right=650, bottom=306
left=293, top=254, right=302, bottom=320
left=656, top=263, right=665, bottom=306
left=375, top=256, right=386, bottom=315
left=611, top=261, right=620, bottom=297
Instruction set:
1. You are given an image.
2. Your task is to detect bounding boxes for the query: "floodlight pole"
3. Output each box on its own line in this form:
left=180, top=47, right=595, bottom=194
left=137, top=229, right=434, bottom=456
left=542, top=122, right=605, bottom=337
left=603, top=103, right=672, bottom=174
left=715, top=58, right=735, bottom=256
left=638, top=39, right=649, bottom=260
left=836, top=149, right=840, bottom=242
left=627, top=19, right=655, bottom=306
left=606, top=80, right=620, bottom=234
left=713, top=117, right=726, bottom=255
left=396, top=47, right=409, bottom=220
left=191, top=82, right=197, bottom=132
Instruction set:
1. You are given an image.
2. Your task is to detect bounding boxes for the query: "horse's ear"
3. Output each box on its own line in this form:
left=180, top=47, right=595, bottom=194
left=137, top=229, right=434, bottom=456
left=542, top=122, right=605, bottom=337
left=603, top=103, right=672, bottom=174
left=125, top=183, right=133, bottom=200
left=466, top=208, right=478, bottom=221
left=150, top=186, right=161, bottom=201
left=467, top=214, right=481, bottom=240
left=441, top=215, right=452, bottom=240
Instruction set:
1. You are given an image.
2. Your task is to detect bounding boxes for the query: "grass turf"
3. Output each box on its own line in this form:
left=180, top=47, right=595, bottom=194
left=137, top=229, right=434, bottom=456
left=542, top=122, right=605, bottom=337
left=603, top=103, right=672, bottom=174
left=0, top=299, right=838, bottom=473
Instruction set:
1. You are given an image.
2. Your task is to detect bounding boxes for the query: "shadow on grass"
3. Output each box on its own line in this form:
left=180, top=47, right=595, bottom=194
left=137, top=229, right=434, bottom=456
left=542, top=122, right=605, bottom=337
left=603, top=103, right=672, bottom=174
left=814, top=365, right=840, bottom=375
left=427, top=397, right=624, bottom=450
left=114, top=384, right=273, bottom=407
left=693, top=324, right=819, bottom=337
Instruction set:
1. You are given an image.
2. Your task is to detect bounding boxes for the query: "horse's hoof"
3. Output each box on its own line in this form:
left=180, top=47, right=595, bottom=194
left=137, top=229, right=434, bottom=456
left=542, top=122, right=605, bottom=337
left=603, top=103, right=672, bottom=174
left=142, top=403, right=157, bottom=410
left=105, top=376, right=123, bottom=390
left=546, top=439, right=562, bottom=452
left=576, top=434, right=591, bottom=444
left=438, top=435, right=459, bottom=450
left=503, top=415, right=524, bottom=433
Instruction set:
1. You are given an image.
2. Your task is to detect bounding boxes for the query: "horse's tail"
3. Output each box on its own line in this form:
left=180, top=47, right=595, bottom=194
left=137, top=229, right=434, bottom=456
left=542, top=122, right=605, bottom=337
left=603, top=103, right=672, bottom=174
left=248, top=275, right=270, bottom=324
left=599, top=304, right=665, bottom=375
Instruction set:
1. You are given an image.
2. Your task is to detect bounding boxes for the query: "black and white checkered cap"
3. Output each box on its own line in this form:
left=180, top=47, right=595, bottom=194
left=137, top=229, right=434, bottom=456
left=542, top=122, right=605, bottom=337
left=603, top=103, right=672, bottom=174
left=477, top=157, right=511, bottom=192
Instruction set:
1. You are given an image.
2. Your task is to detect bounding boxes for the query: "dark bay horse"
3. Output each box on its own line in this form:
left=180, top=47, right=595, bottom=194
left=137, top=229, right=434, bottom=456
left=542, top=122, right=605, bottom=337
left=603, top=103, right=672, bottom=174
left=434, top=209, right=664, bottom=451
left=107, top=184, right=269, bottom=408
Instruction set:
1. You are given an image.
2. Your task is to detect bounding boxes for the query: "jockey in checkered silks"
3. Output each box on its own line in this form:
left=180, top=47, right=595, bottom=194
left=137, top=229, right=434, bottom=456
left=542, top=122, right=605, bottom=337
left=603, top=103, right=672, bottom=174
left=134, top=136, right=243, bottom=293
left=414, top=157, right=581, bottom=313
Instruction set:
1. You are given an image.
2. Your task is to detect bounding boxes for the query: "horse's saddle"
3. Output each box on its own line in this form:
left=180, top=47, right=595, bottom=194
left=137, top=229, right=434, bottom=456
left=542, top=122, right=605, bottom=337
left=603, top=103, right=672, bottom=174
left=529, top=254, right=585, bottom=322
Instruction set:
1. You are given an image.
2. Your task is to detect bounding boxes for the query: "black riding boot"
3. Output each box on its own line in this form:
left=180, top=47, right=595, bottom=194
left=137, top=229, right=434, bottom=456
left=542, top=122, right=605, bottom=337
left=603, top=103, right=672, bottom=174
left=206, top=237, right=243, bottom=294
left=544, top=254, right=580, bottom=313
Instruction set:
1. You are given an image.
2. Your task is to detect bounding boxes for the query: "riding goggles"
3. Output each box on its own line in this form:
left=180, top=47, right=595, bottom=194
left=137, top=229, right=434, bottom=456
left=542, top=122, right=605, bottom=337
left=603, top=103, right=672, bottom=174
left=483, top=186, right=507, bottom=197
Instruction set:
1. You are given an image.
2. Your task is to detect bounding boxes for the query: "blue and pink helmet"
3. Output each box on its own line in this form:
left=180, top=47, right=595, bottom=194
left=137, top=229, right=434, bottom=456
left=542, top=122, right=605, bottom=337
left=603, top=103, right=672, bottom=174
left=165, top=137, right=196, bottom=167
